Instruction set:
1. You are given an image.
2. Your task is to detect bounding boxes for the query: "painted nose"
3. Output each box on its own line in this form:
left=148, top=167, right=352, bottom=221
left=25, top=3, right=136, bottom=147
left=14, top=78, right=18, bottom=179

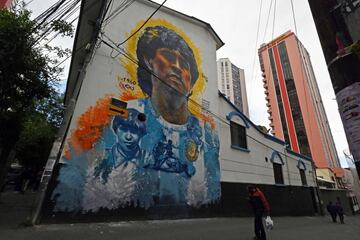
left=125, top=131, right=133, bottom=140
left=171, top=58, right=182, bottom=75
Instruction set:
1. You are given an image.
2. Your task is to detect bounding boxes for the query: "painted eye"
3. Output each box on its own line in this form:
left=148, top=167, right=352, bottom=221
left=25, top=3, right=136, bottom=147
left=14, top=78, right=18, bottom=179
left=158, top=61, right=166, bottom=71
left=162, top=51, right=176, bottom=63
left=179, top=59, right=189, bottom=70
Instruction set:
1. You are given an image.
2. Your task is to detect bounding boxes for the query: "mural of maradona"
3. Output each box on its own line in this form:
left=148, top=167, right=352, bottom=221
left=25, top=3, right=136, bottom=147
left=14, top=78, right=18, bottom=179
left=52, top=19, right=220, bottom=213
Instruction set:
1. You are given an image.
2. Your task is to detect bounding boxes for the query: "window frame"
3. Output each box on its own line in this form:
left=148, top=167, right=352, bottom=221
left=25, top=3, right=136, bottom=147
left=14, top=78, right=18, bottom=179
left=299, top=169, right=307, bottom=186
left=230, top=121, right=249, bottom=152
left=273, top=162, right=284, bottom=185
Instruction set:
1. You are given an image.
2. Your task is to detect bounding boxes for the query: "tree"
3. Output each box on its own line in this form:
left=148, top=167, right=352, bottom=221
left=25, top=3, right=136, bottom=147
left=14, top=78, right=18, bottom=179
left=15, top=91, right=65, bottom=171
left=0, top=3, right=71, bottom=192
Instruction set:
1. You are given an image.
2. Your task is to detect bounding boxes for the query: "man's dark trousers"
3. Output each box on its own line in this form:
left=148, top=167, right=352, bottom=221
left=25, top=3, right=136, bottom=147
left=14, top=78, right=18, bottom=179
left=254, top=210, right=266, bottom=240
left=330, top=212, right=337, bottom=223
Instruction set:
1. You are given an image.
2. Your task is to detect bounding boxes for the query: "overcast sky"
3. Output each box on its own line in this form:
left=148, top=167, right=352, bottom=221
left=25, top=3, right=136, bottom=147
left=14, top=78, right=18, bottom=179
left=28, top=0, right=350, bottom=167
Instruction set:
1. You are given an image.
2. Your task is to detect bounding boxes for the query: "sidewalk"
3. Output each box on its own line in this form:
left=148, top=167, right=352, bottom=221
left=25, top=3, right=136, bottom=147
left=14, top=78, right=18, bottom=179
left=0, top=190, right=37, bottom=229
left=0, top=191, right=359, bottom=240
left=0, top=215, right=360, bottom=240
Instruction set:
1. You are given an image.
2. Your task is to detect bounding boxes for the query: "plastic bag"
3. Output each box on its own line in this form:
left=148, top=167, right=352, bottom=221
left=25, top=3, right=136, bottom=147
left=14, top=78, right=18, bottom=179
left=265, top=216, right=274, bottom=230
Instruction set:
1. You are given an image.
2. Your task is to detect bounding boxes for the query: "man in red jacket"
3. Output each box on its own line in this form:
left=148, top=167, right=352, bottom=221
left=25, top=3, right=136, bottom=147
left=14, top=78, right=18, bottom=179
left=247, top=185, right=270, bottom=240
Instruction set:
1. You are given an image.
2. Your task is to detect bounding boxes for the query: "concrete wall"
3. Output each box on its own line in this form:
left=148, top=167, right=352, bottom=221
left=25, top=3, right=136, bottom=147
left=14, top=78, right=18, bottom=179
left=217, top=95, right=316, bottom=188
left=48, top=0, right=222, bottom=215
left=40, top=1, right=318, bottom=223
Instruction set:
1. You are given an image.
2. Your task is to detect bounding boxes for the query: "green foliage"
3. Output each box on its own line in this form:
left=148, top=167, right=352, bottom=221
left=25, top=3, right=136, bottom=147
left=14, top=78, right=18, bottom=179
left=0, top=8, right=50, bottom=116
left=12, top=89, right=65, bottom=170
left=51, top=19, right=74, bottom=37
left=0, top=2, right=71, bottom=175
left=15, top=112, right=57, bottom=170
left=35, top=89, right=65, bottom=128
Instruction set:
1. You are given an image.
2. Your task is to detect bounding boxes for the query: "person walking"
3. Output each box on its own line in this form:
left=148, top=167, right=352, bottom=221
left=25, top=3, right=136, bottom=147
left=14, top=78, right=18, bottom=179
left=247, top=185, right=270, bottom=240
left=326, top=201, right=337, bottom=223
left=335, top=200, right=345, bottom=224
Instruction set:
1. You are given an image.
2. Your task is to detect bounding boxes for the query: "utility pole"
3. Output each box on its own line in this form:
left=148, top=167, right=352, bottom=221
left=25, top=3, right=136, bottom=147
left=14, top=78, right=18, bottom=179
left=308, top=0, right=360, bottom=179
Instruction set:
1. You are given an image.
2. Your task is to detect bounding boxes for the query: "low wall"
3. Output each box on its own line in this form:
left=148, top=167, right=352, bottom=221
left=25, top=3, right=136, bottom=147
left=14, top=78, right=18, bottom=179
left=39, top=168, right=317, bottom=223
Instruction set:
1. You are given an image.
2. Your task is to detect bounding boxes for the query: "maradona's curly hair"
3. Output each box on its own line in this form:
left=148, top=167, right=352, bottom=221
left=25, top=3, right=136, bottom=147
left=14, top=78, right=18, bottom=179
left=136, top=26, right=199, bottom=96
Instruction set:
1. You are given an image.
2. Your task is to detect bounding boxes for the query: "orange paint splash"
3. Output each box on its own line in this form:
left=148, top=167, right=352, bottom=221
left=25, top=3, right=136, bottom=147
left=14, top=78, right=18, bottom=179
left=63, top=145, right=70, bottom=160
left=200, top=113, right=216, bottom=129
left=68, top=96, right=113, bottom=155
left=119, top=91, right=140, bottom=101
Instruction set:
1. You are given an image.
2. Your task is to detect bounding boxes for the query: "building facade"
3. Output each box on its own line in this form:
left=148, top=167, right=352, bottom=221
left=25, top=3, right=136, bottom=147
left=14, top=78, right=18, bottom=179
left=308, top=0, right=360, bottom=179
left=35, top=0, right=318, bottom=223
left=0, top=0, right=12, bottom=8
left=217, top=58, right=249, bottom=117
left=258, top=31, right=343, bottom=182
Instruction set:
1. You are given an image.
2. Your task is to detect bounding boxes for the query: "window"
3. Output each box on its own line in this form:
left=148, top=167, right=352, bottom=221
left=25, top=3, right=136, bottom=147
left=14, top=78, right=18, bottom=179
left=299, top=169, right=307, bottom=186
left=278, top=42, right=311, bottom=158
left=268, top=48, right=290, bottom=146
left=273, top=163, right=284, bottom=184
left=230, top=121, right=247, bottom=150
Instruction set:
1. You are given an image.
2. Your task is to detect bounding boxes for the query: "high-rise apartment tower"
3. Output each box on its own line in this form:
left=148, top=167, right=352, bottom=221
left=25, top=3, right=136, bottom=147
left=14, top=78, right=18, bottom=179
left=258, top=31, right=342, bottom=177
left=217, top=58, right=249, bottom=117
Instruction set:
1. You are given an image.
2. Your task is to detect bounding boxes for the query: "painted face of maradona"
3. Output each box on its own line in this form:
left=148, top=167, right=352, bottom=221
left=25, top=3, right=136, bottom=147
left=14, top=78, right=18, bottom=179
left=115, top=126, right=141, bottom=152
left=150, top=48, right=192, bottom=97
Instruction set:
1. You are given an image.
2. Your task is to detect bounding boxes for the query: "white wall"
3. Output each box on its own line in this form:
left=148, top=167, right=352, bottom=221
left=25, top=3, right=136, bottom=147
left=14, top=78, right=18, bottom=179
left=217, top=96, right=316, bottom=187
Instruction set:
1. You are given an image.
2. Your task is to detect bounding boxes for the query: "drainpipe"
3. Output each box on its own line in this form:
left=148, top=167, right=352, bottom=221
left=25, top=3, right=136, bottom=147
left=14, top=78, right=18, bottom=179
left=311, top=161, right=324, bottom=216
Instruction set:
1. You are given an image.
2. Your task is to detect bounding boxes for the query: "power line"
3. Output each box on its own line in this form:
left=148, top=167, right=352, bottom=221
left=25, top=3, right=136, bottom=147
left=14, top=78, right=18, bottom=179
left=100, top=37, right=304, bottom=160
left=103, top=0, right=135, bottom=26
left=46, top=0, right=307, bottom=161
left=116, top=0, right=167, bottom=46
left=290, top=0, right=298, bottom=36
left=271, top=0, right=277, bottom=39
left=262, top=0, right=273, bottom=42
left=108, top=0, right=167, bottom=59
left=24, top=0, right=36, bottom=7
left=33, top=0, right=67, bottom=29
left=32, top=0, right=80, bottom=46
left=249, top=0, right=263, bottom=117
left=52, top=0, right=119, bottom=69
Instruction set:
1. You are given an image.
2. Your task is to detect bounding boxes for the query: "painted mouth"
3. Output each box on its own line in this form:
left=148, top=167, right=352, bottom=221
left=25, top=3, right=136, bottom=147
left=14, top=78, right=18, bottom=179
left=123, top=141, right=135, bottom=146
left=167, top=74, right=185, bottom=90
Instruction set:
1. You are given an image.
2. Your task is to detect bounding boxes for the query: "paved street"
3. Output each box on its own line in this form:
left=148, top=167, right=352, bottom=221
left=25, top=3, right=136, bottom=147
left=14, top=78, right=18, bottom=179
left=0, top=215, right=360, bottom=240
left=0, top=191, right=359, bottom=240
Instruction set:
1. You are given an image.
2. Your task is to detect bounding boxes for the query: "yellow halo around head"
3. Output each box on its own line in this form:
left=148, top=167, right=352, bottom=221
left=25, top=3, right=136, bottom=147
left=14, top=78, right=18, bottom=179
left=119, top=18, right=205, bottom=118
